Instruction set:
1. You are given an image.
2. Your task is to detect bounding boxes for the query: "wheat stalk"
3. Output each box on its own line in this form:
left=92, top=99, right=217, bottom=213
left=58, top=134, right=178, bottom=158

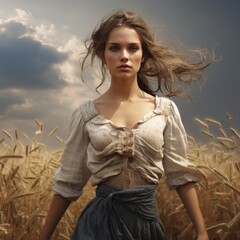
left=205, top=118, right=222, bottom=127
left=2, top=130, right=13, bottom=140
left=201, top=130, right=214, bottom=139
left=28, top=146, right=41, bottom=154
left=15, top=130, right=19, bottom=140
left=219, top=128, right=228, bottom=137
left=223, top=181, right=240, bottom=194
left=229, top=127, right=240, bottom=140
left=218, top=211, right=240, bottom=240
left=34, top=119, right=42, bottom=127
left=226, top=112, right=233, bottom=120
left=217, top=137, right=234, bottom=143
left=0, top=155, right=23, bottom=159
left=25, top=145, right=29, bottom=156
left=55, top=135, right=65, bottom=144
left=48, top=127, right=59, bottom=137
left=195, top=118, right=209, bottom=128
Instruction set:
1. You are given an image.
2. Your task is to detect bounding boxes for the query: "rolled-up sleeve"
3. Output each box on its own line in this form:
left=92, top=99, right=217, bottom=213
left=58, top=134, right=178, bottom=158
left=162, top=100, right=204, bottom=190
left=52, top=107, right=91, bottom=201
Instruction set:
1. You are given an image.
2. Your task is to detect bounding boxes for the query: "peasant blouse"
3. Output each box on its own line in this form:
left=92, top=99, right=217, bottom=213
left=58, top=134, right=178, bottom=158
left=53, top=96, right=204, bottom=200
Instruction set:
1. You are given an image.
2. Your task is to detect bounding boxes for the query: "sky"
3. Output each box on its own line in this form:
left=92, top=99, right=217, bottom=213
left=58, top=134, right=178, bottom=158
left=0, top=0, right=239, bottom=150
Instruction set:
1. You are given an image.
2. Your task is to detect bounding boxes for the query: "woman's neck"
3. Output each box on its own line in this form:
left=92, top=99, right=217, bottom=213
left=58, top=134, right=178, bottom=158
left=105, top=77, right=143, bottom=102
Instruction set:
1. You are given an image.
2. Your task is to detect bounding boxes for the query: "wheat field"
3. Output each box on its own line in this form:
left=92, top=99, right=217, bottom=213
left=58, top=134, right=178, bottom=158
left=0, top=117, right=239, bottom=240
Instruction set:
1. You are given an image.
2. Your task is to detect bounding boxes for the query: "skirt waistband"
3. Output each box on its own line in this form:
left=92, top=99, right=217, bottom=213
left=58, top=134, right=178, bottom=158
left=72, top=183, right=167, bottom=240
left=96, top=183, right=159, bottom=221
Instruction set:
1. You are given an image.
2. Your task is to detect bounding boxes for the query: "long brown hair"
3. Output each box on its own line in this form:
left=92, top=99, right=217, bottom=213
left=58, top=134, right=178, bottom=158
left=81, top=9, right=214, bottom=97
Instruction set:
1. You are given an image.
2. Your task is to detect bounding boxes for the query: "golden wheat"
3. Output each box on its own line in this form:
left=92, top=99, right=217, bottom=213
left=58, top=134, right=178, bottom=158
left=14, top=130, right=19, bottom=141
left=205, top=118, right=222, bottom=127
left=226, top=112, right=233, bottom=120
left=194, top=118, right=209, bottom=128
left=48, top=127, right=59, bottom=137
left=219, top=128, right=228, bottom=137
left=2, top=130, right=13, bottom=140
left=55, top=135, right=65, bottom=144
left=230, top=127, right=240, bottom=140
left=201, top=130, right=214, bottom=139
left=0, top=118, right=239, bottom=240
left=0, top=155, right=23, bottom=160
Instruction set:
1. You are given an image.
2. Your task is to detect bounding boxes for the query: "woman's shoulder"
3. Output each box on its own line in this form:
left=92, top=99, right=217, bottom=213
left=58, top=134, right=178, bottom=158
left=155, top=96, right=175, bottom=115
left=72, top=99, right=97, bottom=122
left=155, top=96, right=183, bottom=122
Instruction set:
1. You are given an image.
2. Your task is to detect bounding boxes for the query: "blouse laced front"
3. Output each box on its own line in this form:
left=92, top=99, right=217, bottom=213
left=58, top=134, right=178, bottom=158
left=53, top=97, right=205, bottom=201
left=115, top=129, right=135, bottom=156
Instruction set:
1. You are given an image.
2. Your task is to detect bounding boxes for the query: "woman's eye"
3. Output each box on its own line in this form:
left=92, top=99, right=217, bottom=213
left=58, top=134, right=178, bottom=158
left=129, top=46, right=139, bottom=52
left=109, top=46, right=119, bottom=52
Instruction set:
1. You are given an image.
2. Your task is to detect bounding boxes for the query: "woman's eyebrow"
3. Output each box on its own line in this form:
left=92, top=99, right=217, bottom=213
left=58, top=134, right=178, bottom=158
left=107, top=42, right=140, bottom=45
left=107, top=42, right=120, bottom=45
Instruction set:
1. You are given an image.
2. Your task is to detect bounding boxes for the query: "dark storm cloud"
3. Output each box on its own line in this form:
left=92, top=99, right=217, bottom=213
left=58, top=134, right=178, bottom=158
left=1, top=21, right=30, bottom=37
left=0, top=21, right=68, bottom=90
left=4, top=90, right=58, bottom=120
left=0, top=91, right=25, bottom=114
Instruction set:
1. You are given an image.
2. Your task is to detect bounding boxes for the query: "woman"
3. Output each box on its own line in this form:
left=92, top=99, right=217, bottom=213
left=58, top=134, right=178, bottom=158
left=40, top=10, right=212, bottom=240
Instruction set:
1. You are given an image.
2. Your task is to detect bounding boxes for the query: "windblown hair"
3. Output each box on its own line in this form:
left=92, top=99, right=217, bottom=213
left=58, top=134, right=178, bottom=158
left=81, top=9, right=214, bottom=97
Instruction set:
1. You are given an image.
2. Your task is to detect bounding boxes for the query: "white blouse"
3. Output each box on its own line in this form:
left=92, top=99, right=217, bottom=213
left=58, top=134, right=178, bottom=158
left=53, top=96, right=204, bottom=200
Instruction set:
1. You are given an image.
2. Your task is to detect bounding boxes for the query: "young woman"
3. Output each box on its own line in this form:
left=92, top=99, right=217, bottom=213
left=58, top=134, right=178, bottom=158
left=40, top=10, right=212, bottom=240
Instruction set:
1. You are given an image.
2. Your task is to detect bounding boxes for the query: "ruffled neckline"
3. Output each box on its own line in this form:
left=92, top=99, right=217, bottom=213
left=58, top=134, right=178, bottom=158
left=88, top=96, right=168, bottom=130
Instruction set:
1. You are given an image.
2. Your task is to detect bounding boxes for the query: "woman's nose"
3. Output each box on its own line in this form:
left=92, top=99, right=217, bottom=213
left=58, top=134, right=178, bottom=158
left=120, top=50, right=129, bottom=62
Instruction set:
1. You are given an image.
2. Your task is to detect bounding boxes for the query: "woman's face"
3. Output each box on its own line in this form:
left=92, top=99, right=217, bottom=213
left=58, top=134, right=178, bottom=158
left=104, top=26, right=144, bottom=80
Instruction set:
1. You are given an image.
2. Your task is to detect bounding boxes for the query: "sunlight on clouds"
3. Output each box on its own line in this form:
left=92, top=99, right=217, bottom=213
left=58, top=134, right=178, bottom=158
left=59, top=35, right=85, bottom=55
left=11, top=98, right=32, bottom=111
left=56, top=60, right=80, bottom=84
left=0, top=8, right=100, bottom=89
left=31, top=24, right=56, bottom=45
left=8, top=8, right=32, bottom=24
left=2, top=89, right=33, bottom=114
left=0, top=8, right=55, bottom=45
left=57, top=35, right=110, bottom=92
left=1, top=8, right=58, bottom=46
left=21, top=22, right=58, bottom=47
left=57, top=36, right=85, bottom=83
left=0, top=27, right=6, bottom=32
left=15, top=8, right=32, bottom=22
left=0, top=7, right=102, bottom=145
left=56, top=35, right=109, bottom=94
left=0, top=7, right=79, bottom=89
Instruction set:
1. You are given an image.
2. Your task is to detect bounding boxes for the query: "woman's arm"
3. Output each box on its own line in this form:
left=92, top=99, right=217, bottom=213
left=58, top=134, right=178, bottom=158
left=39, top=194, right=71, bottom=240
left=176, top=182, right=209, bottom=240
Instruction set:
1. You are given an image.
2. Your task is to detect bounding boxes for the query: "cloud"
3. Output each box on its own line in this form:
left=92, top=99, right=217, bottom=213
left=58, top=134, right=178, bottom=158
left=0, top=9, right=97, bottom=147
left=0, top=8, right=32, bottom=25
left=0, top=90, right=25, bottom=115
left=0, top=20, right=68, bottom=90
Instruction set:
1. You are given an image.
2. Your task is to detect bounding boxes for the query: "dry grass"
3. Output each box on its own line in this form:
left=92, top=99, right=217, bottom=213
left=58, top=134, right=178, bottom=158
left=0, top=117, right=239, bottom=239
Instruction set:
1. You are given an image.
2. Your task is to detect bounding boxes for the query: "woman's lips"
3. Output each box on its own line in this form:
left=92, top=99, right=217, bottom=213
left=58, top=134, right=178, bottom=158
left=117, top=65, right=131, bottom=71
left=118, top=64, right=131, bottom=68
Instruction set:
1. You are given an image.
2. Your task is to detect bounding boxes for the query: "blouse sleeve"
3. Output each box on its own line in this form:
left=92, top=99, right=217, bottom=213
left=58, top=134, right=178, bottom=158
left=162, top=100, right=204, bottom=190
left=52, top=106, right=91, bottom=201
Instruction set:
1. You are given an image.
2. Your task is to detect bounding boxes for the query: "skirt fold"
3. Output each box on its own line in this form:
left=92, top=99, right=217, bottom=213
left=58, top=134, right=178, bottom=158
left=72, top=184, right=167, bottom=240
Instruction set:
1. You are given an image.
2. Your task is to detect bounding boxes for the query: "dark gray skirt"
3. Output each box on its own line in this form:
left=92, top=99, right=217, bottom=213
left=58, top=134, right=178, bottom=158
left=72, top=183, right=167, bottom=240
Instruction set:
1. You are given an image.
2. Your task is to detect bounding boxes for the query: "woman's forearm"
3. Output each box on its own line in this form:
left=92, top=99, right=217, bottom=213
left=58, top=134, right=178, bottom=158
left=39, top=194, right=71, bottom=240
left=176, top=182, right=208, bottom=239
